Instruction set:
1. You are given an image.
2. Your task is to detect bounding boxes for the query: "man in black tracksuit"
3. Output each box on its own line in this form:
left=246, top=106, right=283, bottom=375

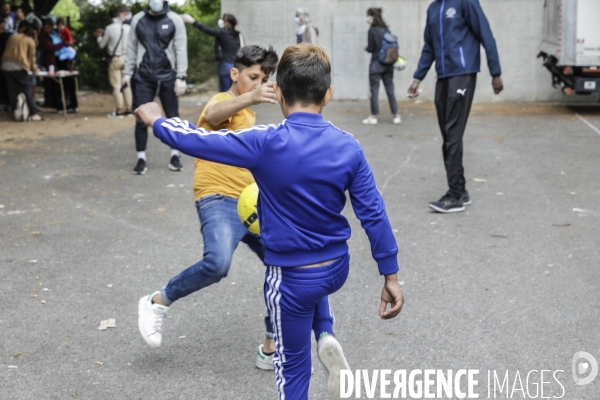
left=408, top=0, right=503, bottom=213
left=124, top=0, right=187, bottom=175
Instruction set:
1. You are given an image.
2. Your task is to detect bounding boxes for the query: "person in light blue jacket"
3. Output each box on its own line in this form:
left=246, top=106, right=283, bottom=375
left=408, top=0, right=504, bottom=213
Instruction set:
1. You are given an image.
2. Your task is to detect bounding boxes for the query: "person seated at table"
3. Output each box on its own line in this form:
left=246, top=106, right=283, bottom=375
left=38, top=18, right=78, bottom=113
left=1, top=20, right=43, bottom=121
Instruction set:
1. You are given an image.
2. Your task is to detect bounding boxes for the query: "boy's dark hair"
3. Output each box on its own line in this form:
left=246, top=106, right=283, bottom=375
left=234, top=45, right=279, bottom=76
left=117, top=5, right=130, bottom=14
left=367, top=7, right=388, bottom=30
left=109, top=7, right=118, bottom=19
left=276, top=44, right=331, bottom=107
left=56, top=17, right=65, bottom=26
left=42, top=18, right=53, bottom=27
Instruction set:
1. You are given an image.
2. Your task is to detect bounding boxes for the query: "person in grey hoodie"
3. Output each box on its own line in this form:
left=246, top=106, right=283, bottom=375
left=123, top=0, right=187, bottom=175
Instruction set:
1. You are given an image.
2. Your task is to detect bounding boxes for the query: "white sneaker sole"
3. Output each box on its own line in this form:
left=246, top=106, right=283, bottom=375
left=319, top=338, right=350, bottom=400
left=168, top=164, right=182, bottom=171
left=428, top=203, right=465, bottom=213
left=132, top=167, right=147, bottom=175
left=138, top=296, right=160, bottom=348
left=462, top=200, right=472, bottom=206
left=256, top=356, right=274, bottom=370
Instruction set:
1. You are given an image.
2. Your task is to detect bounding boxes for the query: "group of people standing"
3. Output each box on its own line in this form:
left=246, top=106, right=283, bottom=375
left=0, top=2, right=78, bottom=122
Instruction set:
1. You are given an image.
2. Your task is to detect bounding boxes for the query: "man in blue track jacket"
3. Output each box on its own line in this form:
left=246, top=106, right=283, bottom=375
left=408, top=0, right=503, bottom=213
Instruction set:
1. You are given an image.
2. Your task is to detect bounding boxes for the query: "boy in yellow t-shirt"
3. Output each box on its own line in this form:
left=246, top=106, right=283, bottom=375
left=138, top=45, right=329, bottom=370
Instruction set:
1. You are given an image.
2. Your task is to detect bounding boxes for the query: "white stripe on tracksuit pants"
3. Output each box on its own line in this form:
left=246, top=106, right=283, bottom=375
left=264, top=253, right=350, bottom=400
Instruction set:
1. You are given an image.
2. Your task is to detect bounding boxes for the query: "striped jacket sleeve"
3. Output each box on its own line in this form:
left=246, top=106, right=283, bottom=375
left=152, top=117, right=271, bottom=169
left=348, top=147, right=399, bottom=275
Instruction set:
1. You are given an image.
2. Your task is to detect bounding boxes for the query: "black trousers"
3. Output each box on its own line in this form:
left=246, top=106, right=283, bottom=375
left=131, top=75, right=179, bottom=152
left=434, top=73, right=477, bottom=199
left=2, top=70, right=39, bottom=115
left=369, top=60, right=398, bottom=116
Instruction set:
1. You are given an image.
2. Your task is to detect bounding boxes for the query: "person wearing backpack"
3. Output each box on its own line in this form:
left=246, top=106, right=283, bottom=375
left=363, top=7, right=400, bottom=125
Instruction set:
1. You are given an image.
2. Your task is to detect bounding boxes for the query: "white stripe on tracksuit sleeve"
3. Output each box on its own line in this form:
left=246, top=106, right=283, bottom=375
left=153, top=117, right=274, bottom=169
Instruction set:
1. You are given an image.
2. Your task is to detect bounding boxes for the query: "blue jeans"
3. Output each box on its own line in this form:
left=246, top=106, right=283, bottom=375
left=161, top=194, right=274, bottom=336
left=218, top=62, right=234, bottom=92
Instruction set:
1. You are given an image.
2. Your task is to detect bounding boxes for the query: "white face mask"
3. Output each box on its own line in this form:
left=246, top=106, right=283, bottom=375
left=366, top=16, right=373, bottom=25
left=217, top=19, right=225, bottom=29
left=294, top=16, right=301, bottom=25
left=148, top=0, right=163, bottom=13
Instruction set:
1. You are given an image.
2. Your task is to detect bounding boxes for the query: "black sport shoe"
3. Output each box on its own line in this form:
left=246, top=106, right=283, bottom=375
left=460, top=190, right=471, bottom=206
left=428, top=194, right=465, bottom=213
left=168, top=155, right=183, bottom=171
left=133, top=158, right=147, bottom=175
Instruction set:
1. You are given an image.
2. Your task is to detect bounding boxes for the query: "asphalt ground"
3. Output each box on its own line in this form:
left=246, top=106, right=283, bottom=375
left=1, top=96, right=599, bottom=399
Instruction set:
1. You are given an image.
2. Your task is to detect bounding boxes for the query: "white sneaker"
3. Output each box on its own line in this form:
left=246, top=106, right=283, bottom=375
left=393, top=114, right=401, bottom=124
left=138, top=291, right=168, bottom=348
left=361, top=116, right=378, bottom=125
left=256, top=344, right=275, bottom=370
left=318, top=334, right=350, bottom=400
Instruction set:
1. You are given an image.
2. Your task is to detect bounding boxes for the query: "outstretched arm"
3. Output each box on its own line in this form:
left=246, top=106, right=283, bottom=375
left=181, top=14, right=223, bottom=38
left=135, top=102, right=269, bottom=169
left=205, top=82, right=278, bottom=125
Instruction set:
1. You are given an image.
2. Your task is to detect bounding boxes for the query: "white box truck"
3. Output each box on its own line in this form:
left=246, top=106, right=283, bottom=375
left=538, top=0, right=600, bottom=95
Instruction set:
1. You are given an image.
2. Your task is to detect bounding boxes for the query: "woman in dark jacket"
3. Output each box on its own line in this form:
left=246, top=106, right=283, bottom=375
left=363, top=7, right=400, bottom=125
left=181, top=13, right=243, bottom=92
left=38, top=19, right=78, bottom=112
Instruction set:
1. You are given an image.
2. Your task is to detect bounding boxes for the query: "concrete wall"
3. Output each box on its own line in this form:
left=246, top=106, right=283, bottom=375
left=222, top=0, right=596, bottom=103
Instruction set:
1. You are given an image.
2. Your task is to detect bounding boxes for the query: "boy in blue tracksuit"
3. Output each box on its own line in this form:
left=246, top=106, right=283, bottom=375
left=408, top=0, right=504, bottom=213
left=135, top=44, right=404, bottom=400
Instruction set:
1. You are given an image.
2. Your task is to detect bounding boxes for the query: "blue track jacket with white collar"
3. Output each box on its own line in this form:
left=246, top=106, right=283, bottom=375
left=152, top=112, right=399, bottom=275
left=414, top=0, right=501, bottom=81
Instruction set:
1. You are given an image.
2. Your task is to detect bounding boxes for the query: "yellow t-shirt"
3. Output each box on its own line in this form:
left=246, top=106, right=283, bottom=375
left=193, top=92, right=256, bottom=201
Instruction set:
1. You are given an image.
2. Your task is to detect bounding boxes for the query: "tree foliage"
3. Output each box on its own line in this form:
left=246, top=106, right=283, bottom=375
left=50, top=0, right=81, bottom=29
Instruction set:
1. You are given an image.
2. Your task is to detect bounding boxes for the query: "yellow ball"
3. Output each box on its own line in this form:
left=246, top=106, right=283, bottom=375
left=237, top=183, right=260, bottom=234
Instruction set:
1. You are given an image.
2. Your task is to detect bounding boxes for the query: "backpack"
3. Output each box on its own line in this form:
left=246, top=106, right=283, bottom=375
left=378, top=30, right=399, bottom=65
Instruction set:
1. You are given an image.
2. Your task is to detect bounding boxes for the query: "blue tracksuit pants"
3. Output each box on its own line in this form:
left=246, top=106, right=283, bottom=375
left=265, top=253, right=350, bottom=400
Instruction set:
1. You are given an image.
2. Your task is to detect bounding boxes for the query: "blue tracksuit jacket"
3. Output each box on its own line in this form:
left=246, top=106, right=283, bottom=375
left=152, top=112, right=399, bottom=275
left=414, top=0, right=501, bottom=81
